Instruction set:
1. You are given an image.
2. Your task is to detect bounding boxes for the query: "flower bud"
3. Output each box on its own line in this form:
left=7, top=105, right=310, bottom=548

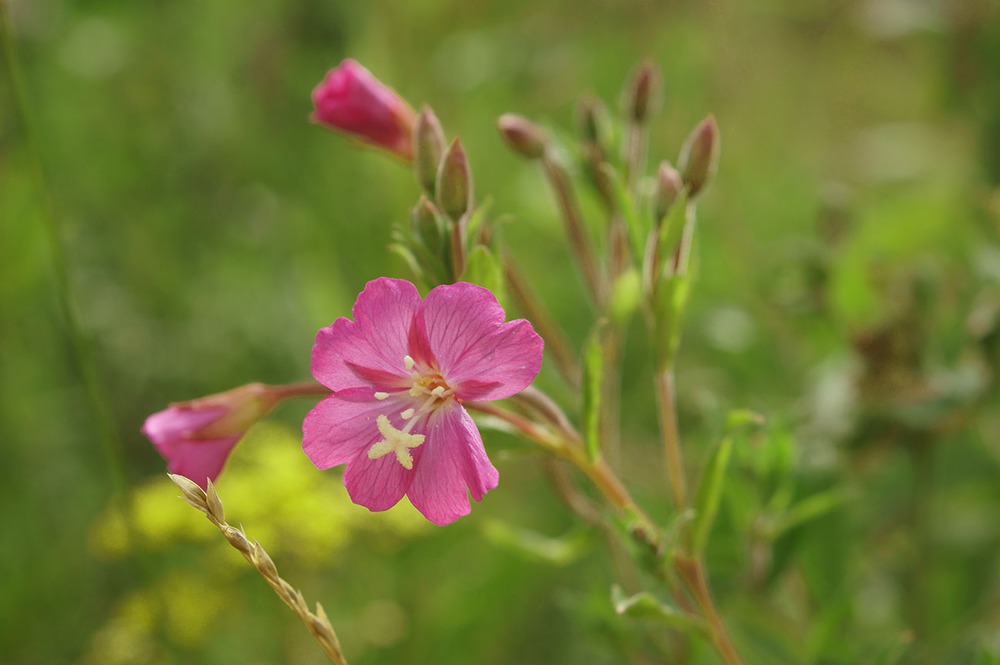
left=677, top=114, right=720, bottom=198
left=414, top=106, right=445, bottom=194
left=311, top=59, right=417, bottom=161
left=436, top=138, right=472, bottom=221
left=497, top=114, right=547, bottom=160
left=624, top=60, right=659, bottom=123
left=576, top=93, right=608, bottom=147
left=142, top=383, right=279, bottom=489
left=654, top=162, right=683, bottom=222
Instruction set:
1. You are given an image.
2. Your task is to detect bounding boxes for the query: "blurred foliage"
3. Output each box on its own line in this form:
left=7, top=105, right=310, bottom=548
left=3, top=0, right=1000, bottom=663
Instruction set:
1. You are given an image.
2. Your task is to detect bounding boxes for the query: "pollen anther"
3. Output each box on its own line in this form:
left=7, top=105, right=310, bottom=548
left=374, top=391, right=389, bottom=400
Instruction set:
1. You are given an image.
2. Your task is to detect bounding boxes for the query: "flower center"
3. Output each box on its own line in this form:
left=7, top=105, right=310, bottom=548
left=367, top=355, right=455, bottom=469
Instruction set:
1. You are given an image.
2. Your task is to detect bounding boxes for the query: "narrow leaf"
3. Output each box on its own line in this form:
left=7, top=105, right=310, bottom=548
left=465, top=244, right=506, bottom=308
left=599, top=163, right=646, bottom=260
left=652, top=270, right=691, bottom=370
left=481, top=520, right=590, bottom=565
left=767, top=489, right=850, bottom=540
left=691, top=436, right=733, bottom=553
left=610, top=585, right=708, bottom=636
left=655, top=190, right=688, bottom=273
left=388, top=242, right=427, bottom=286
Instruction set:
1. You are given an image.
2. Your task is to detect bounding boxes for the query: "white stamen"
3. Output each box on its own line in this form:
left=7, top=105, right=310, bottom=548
left=400, top=408, right=415, bottom=420
left=431, top=386, right=446, bottom=398
left=374, top=391, right=389, bottom=400
left=404, top=355, right=415, bottom=371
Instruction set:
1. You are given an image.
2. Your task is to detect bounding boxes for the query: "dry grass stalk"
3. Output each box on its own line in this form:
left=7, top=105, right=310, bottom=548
left=168, top=474, right=349, bottom=665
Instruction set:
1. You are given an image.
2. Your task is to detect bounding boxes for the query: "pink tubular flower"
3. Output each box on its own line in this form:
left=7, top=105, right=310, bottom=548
left=303, top=278, right=544, bottom=525
left=142, top=383, right=280, bottom=490
left=311, top=59, right=417, bottom=161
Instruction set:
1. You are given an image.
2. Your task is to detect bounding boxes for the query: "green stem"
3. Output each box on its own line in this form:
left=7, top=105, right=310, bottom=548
left=599, top=327, right=623, bottom=468
left=654, top=369, right=688, bottom=511
left=675, top=555, right=746, bottom=665
left=465, top=400, right=658, bottom=541
left=541, top=149, right=605, bottom=307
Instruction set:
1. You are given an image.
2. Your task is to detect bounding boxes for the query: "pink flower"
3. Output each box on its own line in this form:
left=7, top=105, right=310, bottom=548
left=311, top=59, right=417, bottom=161
left=303, top=278, right=544, bottom=525
left=142, top=383, right=279, bottom=489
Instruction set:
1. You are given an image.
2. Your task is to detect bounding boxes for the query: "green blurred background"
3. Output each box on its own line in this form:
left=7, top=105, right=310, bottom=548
left=3, top=0, right=1000, bottom=663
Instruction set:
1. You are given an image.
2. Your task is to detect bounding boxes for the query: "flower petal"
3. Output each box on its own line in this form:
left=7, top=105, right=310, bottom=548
left=142, top=406, right=228, bottom=442
left=413, top=282, right=543, bottom=402
left=407, top=407, right=498, bottom=525
left=302, top=388, right=412, bottom=469
left=342, top=449, right=412, bottom=513
left=162, top=437, right=240, bottom=490
left=311, top=278, right=421, bottom=391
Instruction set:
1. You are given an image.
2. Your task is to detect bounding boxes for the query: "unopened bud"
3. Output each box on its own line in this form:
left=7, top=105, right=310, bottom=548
left=624, top=60, right=659, bottom=123
left=311, top=59, right=416, bottom=161
left=577, top=94, right=609, bottom=147
left=497, top=114, right=547, bottom=159
left=677, top=115, right=719, bottom=197
left=654, top=162, right=683, bottom=221
left=414, top=106, right=445, bottom=195
left=436, top=138, right=472, bottom=220
left=146, top=383, right=281, bottom=490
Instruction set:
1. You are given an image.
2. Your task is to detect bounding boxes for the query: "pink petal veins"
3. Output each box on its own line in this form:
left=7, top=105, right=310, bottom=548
left=446, top=319, right=544, bottom=402
left=302, top=388, right=413, bottom=469
left=407, top=430, right=471, bottom=525
left=342, top=446, right=414, bottom=513
left=311, top=278, right=422, bottom=391
left=413, top=282, right=543, bottom=401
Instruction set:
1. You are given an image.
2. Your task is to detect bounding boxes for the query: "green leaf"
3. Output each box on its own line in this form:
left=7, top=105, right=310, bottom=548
left=610, top=585, right=708, bottom=636
left=766, top=489, right=850, bottom=540
left=581, top=322, right=606, bottom=462
left=655, top=190, right=688, bottom=274
left=599, top=162, right=646, bottom=260
left=480, top=520, right=590, bottom=565
left=464, top=244, right=506, bottom=308
left=691, top=436, right=733, bottom=553
left=652, top=270, right=691, bottom=370
left=462, top=199, right=493, bottom=247
left=388, top=242, right=427, bottom=287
